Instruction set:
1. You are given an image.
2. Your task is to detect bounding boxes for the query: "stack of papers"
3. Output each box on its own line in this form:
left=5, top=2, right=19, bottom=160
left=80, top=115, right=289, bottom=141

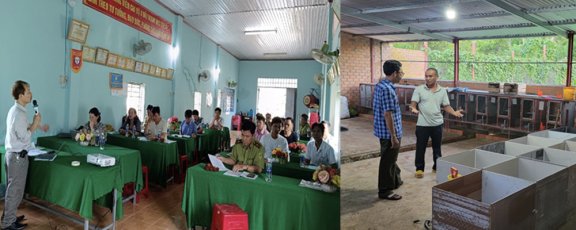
left=223, top=171, right=258, bottom=180
left=298, top=180, right=337, bottom=193
left=209, top=154, right=258, bottom=180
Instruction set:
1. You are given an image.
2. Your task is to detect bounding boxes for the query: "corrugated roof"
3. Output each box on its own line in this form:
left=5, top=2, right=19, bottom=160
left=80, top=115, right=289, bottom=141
left=160, top=0, right=330, bottom=60
left=342, top=0, right=576, bottom=42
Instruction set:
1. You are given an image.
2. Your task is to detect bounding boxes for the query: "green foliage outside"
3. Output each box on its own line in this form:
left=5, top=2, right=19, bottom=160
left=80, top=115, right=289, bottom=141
left=392, top=37, right=571, bottom=85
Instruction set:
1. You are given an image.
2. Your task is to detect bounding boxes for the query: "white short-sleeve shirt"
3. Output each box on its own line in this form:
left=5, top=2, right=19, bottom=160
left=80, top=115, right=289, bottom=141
left=260, top=134, right=289, bottom=159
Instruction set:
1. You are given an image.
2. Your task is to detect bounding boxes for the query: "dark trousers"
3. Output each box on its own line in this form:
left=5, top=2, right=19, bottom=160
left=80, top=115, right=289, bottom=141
left=415, top=125, right=443, bottom=171
left=378, top=139, right=402, bottom=195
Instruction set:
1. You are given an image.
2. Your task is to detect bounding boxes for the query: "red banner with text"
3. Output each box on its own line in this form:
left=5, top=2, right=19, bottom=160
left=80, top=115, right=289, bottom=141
left=83, top=0, right=172, bottom=44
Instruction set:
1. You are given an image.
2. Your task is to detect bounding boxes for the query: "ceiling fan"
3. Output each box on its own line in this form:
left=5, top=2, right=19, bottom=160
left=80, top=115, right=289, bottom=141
left=311, top=41, right=339, bottom=65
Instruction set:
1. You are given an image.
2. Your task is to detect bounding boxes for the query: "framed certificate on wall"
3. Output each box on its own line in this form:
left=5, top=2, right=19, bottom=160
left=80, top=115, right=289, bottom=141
left=82, top=46, right=96, bottom=63
left=95, top=48, right=109, bottom=65
left=148, top=65, right=156, bottom=76
left=116, top=56, right=126, bottom=69
left=125, top=58, right=135, bottom=71
left=142, top=63, right=150, bottom=74
left=67, top=19, right=90, bottom=44
left=106, top=53, right=118, bottom=67
left=155, top=67, right=163, bottom=77
left=134, top=61, right=143, bottom=73
left=166, top=69, right=174, bottom=80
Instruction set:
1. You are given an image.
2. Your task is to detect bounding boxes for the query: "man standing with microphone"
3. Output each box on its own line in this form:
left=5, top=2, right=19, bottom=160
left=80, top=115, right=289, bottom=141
left=3, top=80, right=48, bottom=229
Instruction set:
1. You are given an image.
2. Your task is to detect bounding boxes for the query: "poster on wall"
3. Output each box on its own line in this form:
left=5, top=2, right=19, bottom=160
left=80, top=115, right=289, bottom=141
left=109, top=73, right=124, bottom=96
left=109, top=73, right=123, bottom=89
left=71, top=49, right=83, bottom=73
left=222, top=88, right=235, bottom=115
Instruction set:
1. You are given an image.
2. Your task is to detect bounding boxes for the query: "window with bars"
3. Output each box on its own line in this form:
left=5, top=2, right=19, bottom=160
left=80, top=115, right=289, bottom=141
left=257, top=78, right=298, bottom=88
left=126, top=83, right=145, bottom=118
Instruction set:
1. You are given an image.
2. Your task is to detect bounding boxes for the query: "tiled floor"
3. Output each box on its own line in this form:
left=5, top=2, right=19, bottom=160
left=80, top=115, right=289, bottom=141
left=0, top=183, right=188, bottom=230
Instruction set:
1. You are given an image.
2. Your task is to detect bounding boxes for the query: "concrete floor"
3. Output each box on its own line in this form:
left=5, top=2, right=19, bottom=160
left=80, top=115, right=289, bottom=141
left=340, top=115, right=463, bottom=163
left=339, top=115, right=500, bottom=229
left=340, top=138, right=494, bottom=229
left=339, top=116, right=576, bottom=229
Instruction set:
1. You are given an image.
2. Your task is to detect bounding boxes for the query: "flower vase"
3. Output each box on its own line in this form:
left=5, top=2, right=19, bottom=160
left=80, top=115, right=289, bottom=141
left=279, top=158, right=288, bottom=164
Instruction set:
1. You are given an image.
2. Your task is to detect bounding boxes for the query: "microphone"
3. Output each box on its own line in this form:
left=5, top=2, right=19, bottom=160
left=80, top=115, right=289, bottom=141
left=33, top=100, right=39, bottom=114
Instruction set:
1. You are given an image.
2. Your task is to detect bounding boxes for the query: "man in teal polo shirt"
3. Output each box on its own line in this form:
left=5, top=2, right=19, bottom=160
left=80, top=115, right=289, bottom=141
left=410, top=68, right=462, bottom=179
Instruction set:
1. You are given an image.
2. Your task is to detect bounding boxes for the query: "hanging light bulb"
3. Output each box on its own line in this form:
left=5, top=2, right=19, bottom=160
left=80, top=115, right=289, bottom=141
left=446, top=5, right=456, bottom=20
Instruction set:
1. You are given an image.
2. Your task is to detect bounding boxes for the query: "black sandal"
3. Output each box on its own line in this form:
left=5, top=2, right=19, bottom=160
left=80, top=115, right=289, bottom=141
left=382, top=192, right=402, bottom=200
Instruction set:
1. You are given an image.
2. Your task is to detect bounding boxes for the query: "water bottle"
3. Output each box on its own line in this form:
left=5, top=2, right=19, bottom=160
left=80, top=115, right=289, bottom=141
left=125, top=123, right=129, bottom=137
left=248, top=109, right=254, bottom=120
left=265, top=158, right=273, bottom=182
left=132, top=126, right=136, bottom=138
left=99, top=133, right=105, bottom=150
left=300, top=155, right=305, bottom=168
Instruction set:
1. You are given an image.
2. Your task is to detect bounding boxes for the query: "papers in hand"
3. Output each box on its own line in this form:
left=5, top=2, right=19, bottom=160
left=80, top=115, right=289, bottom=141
left=208, top=154, right=228, bottom=172
left=209, top=154, right=259, bottom=180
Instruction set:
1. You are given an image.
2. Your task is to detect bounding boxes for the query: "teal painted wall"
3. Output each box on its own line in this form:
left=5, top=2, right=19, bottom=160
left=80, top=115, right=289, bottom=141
left=237, top=60, right=322, bottom=124
left=0, top=0, right=238, bottom=143
left=0, top=0, right=329, bottom=144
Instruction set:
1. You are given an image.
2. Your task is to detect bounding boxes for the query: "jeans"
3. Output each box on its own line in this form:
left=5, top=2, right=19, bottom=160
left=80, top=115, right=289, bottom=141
left=415, top=125, right=443, bottom=171
left=378, top=138, right=402, bottom=195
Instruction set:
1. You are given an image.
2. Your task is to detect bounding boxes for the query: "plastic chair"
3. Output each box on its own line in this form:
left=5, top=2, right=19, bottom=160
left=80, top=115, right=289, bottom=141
left=179, top=155, right=190, bottom=183
left=137, top=165, right=149, bottom=202
left=211, top=204, right=249, bottom=230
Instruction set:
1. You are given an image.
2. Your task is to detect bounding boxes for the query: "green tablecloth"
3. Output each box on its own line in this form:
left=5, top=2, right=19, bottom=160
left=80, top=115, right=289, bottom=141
left=168, top=134, right=197, bottom=162
left=0, top=148, right=123, bottom=220
left=181, top=165, right=339, bottom=230
left=106, top=134, right=179, bottom=186
left=200, top=127, right=231, bottom=151
left=219, top=152, right=313, bottom=181
left=36, top=136, right=143, bottom=191
left=272, top=161, right=314, bottom=181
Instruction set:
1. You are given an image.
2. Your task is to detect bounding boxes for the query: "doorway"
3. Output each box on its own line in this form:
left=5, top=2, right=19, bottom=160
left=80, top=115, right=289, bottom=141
left=256, top=78, right=298, bottom=118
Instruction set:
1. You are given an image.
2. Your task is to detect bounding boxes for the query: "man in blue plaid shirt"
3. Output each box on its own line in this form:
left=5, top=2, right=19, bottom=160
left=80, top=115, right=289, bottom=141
left=373, top=60, right=404, bottom=200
